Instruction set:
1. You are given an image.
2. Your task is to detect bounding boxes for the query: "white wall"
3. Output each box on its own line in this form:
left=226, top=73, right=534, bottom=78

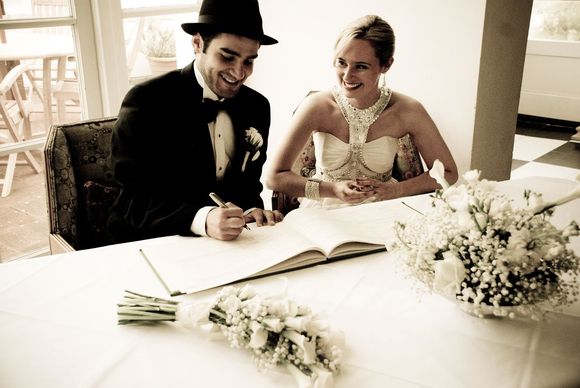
left=519, top=40, right=580, bottom=122
left=250, top=0, right=487, bottom=181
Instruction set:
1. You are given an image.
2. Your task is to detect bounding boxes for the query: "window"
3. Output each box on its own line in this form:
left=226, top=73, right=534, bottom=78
left=120, top=2, right=199, bottom=85
left=529, top=0, right=580, bottom=42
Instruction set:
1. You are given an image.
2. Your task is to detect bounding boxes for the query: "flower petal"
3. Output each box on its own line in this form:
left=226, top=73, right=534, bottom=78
left=429, top=159, right=449, bottom=190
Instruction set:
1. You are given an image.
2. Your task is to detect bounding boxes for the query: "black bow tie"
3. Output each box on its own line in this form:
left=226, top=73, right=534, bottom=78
left=202, top=98, right=229, bottom=123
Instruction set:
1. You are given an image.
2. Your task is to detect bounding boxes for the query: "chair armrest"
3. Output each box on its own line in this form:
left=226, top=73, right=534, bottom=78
left=48, top=233, right=75, bottom=254
left=271, top=190, right=300, bottom=215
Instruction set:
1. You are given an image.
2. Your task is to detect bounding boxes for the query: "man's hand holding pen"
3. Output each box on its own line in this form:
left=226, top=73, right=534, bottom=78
left=207, top=202, right=248, bottom=241
left=207, top=193, right=284, bottom=241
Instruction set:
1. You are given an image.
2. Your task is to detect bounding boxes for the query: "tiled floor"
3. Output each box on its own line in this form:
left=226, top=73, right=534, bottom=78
left=1, top=120, right=578, bottom=262
left=511, top=126, right=580, bottom=181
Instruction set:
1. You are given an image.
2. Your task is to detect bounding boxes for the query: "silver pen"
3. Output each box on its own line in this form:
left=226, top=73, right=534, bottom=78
left=209, top=192, right=251, bottom=230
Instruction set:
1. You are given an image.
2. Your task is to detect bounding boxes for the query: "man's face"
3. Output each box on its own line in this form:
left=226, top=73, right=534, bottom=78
left=194, top=33, right=260, bottom=99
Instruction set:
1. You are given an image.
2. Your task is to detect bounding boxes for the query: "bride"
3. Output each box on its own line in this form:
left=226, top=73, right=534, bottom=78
left=267, top=15, right=458, bottom=209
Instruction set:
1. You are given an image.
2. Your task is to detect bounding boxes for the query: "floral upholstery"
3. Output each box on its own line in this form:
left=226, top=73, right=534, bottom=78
left=392, top=133, right=424, bottom=181
left=272, top=133, right=425, bottom=214
left=44, top=117, right=119, bottom=250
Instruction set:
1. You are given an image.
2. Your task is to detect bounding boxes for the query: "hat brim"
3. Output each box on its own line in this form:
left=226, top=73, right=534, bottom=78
left=181, top=23, right=278, bottom=45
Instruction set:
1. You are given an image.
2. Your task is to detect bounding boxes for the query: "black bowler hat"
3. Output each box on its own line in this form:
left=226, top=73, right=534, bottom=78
left=181, top=0, right=278, bottom=45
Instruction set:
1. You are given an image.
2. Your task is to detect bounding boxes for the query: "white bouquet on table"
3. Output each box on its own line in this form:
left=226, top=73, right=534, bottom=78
left=118, top=283, right=343, bottom=388
left=389, top=160, right=580, bottom=319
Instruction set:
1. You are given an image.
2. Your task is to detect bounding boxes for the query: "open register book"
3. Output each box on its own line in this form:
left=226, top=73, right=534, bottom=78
left=141, top=196, right=427, bottom=295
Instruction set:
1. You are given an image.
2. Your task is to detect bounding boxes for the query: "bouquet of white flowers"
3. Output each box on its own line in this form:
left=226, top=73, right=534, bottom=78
left=390, top=160, right=580, bottom=319
left=118, top=283, right=343, bottom=388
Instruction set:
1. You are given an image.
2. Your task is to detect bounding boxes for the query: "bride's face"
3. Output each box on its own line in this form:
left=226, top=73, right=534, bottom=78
left=334, top=38, right=386, bottom=106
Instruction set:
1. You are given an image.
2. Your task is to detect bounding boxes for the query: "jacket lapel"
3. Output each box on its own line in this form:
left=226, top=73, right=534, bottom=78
left=181, top=62, right=218, bottom=183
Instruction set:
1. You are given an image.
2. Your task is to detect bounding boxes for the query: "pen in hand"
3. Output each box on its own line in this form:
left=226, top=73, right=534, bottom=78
left=209, top=192, right=251, bottom=230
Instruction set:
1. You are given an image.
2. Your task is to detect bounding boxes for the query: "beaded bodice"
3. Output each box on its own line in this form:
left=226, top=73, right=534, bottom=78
left=315, top=86, right=393, bottom=182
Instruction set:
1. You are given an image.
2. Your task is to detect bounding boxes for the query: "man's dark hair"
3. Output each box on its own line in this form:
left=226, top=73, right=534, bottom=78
left=199, top=30, right=220, bottom=53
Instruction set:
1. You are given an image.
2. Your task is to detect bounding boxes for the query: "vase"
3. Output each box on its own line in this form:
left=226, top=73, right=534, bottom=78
left=441, top=294, right=520, bottom=319
left=147, top=56, right=177, bottom=77
left=456, top=300, right=514, bottom=319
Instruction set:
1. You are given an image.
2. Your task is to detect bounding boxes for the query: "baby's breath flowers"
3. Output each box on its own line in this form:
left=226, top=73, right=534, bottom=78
left=389, top=160, right=580, bottom=319
left=118, top=284, right=343, bottom=388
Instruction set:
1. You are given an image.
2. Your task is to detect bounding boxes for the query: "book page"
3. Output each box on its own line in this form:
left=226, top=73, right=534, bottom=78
left=283, top=197, right=424, bottom=257
left=142, top=221, right=325, bottom=295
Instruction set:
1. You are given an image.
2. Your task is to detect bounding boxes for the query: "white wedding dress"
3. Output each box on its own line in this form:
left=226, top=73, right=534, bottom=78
left=300, top=86, right=399, bottom=209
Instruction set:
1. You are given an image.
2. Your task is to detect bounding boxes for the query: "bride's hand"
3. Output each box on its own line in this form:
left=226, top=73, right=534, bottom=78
left=332, top=180, right=373, bottom=204
left=356, top=178, right=400, bottom=201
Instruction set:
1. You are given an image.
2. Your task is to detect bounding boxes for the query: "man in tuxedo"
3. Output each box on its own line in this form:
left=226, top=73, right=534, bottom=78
left=108, top=0, right=283, bottom=242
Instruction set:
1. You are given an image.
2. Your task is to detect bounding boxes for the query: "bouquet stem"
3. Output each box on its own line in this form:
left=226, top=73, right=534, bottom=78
left=117, top=290, right=178, bottom=325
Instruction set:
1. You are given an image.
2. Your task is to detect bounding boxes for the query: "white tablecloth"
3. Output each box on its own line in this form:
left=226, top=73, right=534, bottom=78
left=1, top=177, right=579, bottom=388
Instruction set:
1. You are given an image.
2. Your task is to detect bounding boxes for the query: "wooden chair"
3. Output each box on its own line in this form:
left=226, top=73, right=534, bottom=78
left=271, top=91, right=424, bottom=214
left=0, top=63, right=44, bottom=197
left=26, top=0, right=79, bottom=124
left=44, top=116, right=120, bottom=253
left=53, top=54, right=80, bottom=123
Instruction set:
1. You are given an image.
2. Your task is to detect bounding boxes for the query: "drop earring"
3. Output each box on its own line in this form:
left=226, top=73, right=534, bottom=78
left=380, top=74, right=387, bottom=90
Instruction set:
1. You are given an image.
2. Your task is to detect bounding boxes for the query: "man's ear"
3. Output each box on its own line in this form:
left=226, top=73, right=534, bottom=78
left=192, top=34, right=203, bottom=54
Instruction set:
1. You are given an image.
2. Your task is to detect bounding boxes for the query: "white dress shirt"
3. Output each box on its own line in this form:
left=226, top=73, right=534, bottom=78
left=191, top=62, right=236, bottom=236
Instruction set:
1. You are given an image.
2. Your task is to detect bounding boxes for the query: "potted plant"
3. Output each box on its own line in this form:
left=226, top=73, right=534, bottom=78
left=141, top=19, right=177, bottom=76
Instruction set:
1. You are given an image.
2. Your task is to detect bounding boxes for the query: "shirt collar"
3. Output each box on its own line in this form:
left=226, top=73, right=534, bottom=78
left=194, top=60, right=220, bottom=101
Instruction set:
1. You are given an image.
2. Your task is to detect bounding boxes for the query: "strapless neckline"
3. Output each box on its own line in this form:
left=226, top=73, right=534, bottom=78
left=314, top=131, right=397, bottom=146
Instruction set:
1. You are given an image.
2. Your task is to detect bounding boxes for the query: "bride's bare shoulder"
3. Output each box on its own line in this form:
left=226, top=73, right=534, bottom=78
left=389, top=91, right=425, bottom=111
left=295, top=89, right=337, bottom=116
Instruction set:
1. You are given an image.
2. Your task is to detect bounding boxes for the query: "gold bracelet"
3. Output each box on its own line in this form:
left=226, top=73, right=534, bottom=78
left=305, top=178, right=321, bottom=201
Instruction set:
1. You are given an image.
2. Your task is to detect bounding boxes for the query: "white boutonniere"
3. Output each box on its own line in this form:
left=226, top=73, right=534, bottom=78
left=241, top=127, right=264, bottom=172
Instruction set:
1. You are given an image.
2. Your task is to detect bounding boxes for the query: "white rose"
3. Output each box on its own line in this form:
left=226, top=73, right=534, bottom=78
left=489, top=197, right=512, bottom=217
left=221, top=295, right=241, bottom=312
left=175, top=302, right=211, bottom=328
left=462, top=169, right=480, bottom=184
left=452, top=209, right=474, bottom=231
left=443, top=186, right=470, bottom=211
left=433, top=251, right=466, bottom=297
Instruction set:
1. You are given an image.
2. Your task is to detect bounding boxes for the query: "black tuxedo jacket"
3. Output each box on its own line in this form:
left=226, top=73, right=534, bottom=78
left=107, top=62, right=270, bottom=243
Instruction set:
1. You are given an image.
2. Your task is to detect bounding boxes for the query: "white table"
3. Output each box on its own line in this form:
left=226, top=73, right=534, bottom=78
left=1, top=177, right=579, bottom=388
left=0, top=34, right=74, bottom=129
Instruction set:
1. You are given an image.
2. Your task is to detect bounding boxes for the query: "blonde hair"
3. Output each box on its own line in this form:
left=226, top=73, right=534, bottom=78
left=334, top=15, right=395, bottom=65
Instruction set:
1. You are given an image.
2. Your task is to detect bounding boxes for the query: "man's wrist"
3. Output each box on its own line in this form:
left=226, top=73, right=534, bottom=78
left=191, top=206, right=216, bottom=236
